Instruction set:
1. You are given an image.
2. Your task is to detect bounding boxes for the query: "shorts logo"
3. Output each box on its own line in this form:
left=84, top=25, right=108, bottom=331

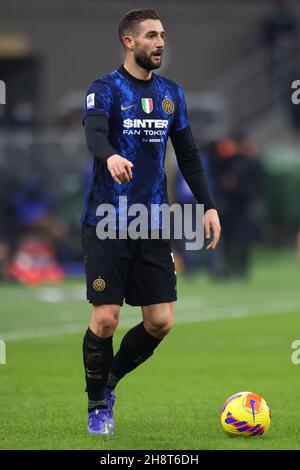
left=162, top=98, right=174, bottom=114
left=141, top=98, right=153, bottom=114
left=93, top=276, right=106, bottom=292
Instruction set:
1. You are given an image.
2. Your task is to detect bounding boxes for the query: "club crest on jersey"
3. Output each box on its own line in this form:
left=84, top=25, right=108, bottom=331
left=162, top=98, right=174, bottom=114
left=141, top=98, right=153, bottom=114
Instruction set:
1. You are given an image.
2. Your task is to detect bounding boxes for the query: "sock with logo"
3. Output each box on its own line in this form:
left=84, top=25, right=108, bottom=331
left=82, top=328, right=114, bottom=411
left=106, top=322, right=162, bottom=389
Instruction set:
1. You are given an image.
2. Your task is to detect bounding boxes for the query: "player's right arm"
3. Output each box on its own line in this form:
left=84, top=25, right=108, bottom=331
left=84, top=115, right=133, bottom=184
left=83, top=80, right=133, bottom=184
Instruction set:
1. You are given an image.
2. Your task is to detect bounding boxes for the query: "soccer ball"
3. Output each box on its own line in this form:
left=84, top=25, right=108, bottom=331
left=220, top=391, right=271, bottom=437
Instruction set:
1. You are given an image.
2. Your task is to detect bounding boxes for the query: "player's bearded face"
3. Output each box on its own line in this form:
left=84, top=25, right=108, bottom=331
left=131, top=20, right=165, bottom=71
left=133, top=44, right=163, bottom=71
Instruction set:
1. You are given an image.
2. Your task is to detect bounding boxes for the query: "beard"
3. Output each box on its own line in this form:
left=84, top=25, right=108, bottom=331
left=134, top=49, right=162, bottom=71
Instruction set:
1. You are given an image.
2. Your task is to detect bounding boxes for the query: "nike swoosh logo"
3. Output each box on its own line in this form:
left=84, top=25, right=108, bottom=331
left=121, top=104, right=135, bottom=110
left=104, top=423, right=112, bottom=434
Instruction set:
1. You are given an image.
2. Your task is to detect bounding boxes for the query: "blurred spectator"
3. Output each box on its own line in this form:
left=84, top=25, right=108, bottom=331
left=8, top=236, right=64, bottom=286
left=0, top=175, right=14, bottom=280
left=10, top=178, right=68, bottom=239
left=0, top=241, right=10, bottom=280
left=210, top=132, right=264, bottom=280
left=6, top=177, right=69, bottom=285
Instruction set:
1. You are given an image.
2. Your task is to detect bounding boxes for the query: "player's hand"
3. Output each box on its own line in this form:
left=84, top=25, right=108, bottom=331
left=107, top=154, right=134, bottom=185
left=204, top=209, right=221, bottom=250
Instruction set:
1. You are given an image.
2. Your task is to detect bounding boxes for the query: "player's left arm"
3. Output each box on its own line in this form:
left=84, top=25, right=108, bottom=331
left=170, top=125, right=221, bottom=250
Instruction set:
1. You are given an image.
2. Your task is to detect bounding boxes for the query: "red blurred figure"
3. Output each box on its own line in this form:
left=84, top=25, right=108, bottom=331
left=8, top=236, right=64, bottom=286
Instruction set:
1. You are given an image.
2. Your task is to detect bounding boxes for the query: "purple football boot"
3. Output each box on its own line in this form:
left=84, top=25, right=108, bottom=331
left=88, top=388, right=115, bottom=436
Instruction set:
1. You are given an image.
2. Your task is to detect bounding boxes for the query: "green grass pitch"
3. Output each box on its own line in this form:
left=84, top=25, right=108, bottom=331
left=1, top=249, right=300, bottom=450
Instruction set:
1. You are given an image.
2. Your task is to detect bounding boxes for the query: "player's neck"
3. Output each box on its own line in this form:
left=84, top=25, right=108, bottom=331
left=123, top=60, right=152, bottom=81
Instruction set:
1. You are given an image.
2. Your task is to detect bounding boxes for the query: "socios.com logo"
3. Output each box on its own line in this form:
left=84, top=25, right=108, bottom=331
left=0, top=80, right=6, bottom=104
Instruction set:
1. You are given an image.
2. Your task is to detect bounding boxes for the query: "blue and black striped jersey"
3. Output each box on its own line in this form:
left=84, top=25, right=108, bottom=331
left=81, top=65, right=189, bottom=227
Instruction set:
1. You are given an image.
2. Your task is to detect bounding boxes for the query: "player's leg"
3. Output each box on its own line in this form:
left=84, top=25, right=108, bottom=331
left=81, top=224, right=131, bottom=435
left=83, top=304, right=119, bottom=406
left=106, top=237, right=176, bottom=389
left=106, top=302, right=174, bottom=388
left=83, top=303, right=119, bottom=435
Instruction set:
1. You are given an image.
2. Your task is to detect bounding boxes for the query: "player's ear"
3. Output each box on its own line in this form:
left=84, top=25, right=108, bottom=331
left=123, top=35, right=134, bottom=51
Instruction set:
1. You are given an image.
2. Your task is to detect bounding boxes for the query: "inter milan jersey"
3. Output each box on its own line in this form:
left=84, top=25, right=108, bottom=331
left=81, top=65, right=189, bottom=228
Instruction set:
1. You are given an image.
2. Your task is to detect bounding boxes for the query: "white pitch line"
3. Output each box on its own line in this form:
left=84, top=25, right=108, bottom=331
left=1, top=323, right=87, bottom=341
left=1, top=298, right=300, bottom=342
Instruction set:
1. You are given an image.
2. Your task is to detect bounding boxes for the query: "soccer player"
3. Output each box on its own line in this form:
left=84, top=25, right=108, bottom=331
left=82, top=8, right=221, bottom=435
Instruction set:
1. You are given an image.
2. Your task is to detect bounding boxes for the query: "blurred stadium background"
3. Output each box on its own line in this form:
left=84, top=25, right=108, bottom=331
left=1, top=0, right=300, bottom=450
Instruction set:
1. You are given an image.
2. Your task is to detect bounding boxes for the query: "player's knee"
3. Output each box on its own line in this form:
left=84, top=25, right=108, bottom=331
left=145, top=317, right=173, bottom=338
left=91, top=304, right=120, bottom=333
left=160, top=319, right=173, bottom=336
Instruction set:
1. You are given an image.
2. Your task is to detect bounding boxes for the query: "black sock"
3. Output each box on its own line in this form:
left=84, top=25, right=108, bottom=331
left=82, top=328, right=113, bottom=410
left=107, top=322, right=162, bottom=388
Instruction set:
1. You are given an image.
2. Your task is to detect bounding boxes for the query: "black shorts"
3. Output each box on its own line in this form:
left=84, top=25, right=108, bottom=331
left=81, top=224, right=177, bottom=306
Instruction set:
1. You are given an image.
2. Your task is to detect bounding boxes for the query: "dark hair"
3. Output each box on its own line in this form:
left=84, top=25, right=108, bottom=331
left=118, top=8, right=161, bottom=45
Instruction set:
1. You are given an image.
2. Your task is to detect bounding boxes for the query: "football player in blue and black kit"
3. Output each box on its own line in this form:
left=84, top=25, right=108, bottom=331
left=82, top=8, right=221, bottom=435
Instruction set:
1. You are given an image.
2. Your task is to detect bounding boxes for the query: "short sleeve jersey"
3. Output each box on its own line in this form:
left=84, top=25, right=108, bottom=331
left=81, top=65, right=189, bottom=228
